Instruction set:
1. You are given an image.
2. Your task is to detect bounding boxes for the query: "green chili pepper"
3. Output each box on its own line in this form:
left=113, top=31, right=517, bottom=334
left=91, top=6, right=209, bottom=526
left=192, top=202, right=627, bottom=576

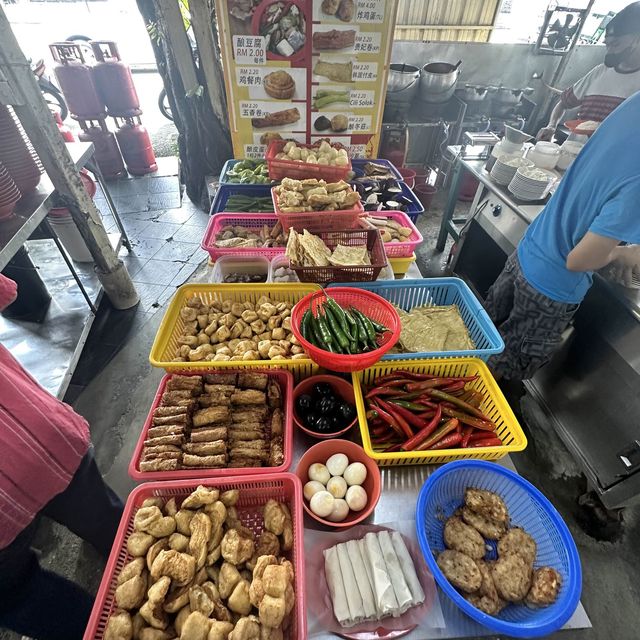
left=309, top=315, right=325, bottom=348
left=326, top=298, right=354, bottom=341
left=323, top=303, right=350, bottom=351
left=315, top=310, right=335, bottom=348
left=352, top=308, right=377, bottom=348
left=301, top=310, right=312, bottom=342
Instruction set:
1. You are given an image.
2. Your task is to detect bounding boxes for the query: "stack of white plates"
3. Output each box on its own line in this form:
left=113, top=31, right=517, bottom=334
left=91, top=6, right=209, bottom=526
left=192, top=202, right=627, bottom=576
left=508, top=165, right=557, bottom=201
left=490, top=156, right=532, bottom=186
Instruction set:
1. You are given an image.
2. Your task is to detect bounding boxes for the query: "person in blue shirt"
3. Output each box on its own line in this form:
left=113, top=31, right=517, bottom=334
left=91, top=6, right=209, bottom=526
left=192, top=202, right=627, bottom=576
left=484, top=91, right=640, bottom=380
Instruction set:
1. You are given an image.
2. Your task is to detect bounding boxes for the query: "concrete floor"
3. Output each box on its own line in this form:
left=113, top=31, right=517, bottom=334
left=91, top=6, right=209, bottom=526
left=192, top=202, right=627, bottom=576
left=2, top=189, right=639, bottom=640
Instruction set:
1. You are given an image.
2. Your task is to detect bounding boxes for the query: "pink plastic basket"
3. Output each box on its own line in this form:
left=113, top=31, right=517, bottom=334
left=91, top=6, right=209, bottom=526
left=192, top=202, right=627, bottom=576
left=266, top=139, right=352, bottom=182
left=84, top=474, right=307, bottom=640
left=202, top=213, right=287, bottom=260
left=128, top=369, right=294, bottom=481
left=272, top=186, right=364, bottom=233
left=361, top=210, right=423, bottom=258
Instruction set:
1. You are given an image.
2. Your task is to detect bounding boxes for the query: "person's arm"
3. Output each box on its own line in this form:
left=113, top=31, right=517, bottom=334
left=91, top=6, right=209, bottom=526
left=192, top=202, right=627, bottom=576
left=537, top=99, right=566, bottom=141
left=0, top=274, right=17, bottom=312
left=566, top=232, right=626, bottom=271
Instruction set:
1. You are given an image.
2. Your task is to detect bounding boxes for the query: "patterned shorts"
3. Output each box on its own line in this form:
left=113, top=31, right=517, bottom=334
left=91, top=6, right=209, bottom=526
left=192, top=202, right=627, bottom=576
left=484, top=253, right=579, bottom=380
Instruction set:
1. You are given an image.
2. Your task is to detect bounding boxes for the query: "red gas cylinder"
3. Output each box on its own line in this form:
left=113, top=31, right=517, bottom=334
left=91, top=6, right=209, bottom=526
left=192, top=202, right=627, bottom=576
left=49, top=43, right=105, bottom=120
left=115, top=117, right=157, bottom=176
left=90, top=41, right=141, bottom=117
left=53, top=111, right=76, bottom=142
left=78, top=119, right=126, bottom=179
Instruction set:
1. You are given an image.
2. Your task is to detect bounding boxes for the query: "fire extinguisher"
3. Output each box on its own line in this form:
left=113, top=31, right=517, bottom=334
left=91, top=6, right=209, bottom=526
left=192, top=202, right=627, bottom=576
left=78, top=119, right=126, bottom=179
left=114, top=116, right=157, bottom=176
left=90, top=41, right=142, bottom=117
left=49, top=43, right=105, bottom=120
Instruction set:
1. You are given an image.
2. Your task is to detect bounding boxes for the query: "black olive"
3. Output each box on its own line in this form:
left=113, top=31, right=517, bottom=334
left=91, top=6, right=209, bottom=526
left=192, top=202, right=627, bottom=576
left=314, top=416, right=332, bottom=432
left=336, top=401, right=356, bottom=425
left=318, top=396, right=337, bottom=415
left=313, top=382, right=333, bottom=398
left=305, top=411, right=321, bottom=429
left=296, top=394, right=313, bottom=415
left=329, top=414, right=345, bottom=431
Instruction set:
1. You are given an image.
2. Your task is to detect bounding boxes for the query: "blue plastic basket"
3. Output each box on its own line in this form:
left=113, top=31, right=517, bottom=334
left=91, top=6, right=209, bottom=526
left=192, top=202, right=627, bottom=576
left=218, top=159, right=277, bottom=187
left=210, top=184, right=274, bottom=215
left=327, top=278, right=504, bottom=361
left=350, top=158, right=403, bottom=180
left=416, top=460, right=582, bottom=638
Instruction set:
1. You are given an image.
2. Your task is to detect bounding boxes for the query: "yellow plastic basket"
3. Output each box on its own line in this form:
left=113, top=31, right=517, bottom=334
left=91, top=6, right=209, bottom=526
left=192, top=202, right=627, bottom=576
left=388, top=253, right=416, bottom=278
left=352, top=358, right=527, bottom=466
left=149, top=283, right=321, bottom=381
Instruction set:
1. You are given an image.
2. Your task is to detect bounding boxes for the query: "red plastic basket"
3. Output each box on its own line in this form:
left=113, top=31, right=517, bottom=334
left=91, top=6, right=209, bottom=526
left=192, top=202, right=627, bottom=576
left=272, top=185, right=364, bottom=233
left=128, top=369, right=294, bottom=480
left=360, top=210, right=424, bottom=258
left=201, top=213, right=287, bottom=260
left=290, top=288, right=401, bottom=372
left=84, top=474, right=307, bottom=640
left=287, top=228, right=387, bottom=285
left=266, top=139, right=352, bottom=182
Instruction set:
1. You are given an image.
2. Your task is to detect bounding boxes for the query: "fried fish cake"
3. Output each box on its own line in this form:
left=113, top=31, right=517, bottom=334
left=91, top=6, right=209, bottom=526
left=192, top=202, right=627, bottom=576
left=460, top=506, right=507, bottom=540
left=466, top=593, right=507, bottom=616
left=525, top=567, right=562, bottom=607
left=476, top=559, right=500, bottom=601
left=498, top=527, right=537, bottom=566
left=492, top=554, right=532, bottom=602
left=464, top=488, right=510, bottom=525
left=436, top=550, right=482, bottom=593
left=443, top=517, right=486, bottom=560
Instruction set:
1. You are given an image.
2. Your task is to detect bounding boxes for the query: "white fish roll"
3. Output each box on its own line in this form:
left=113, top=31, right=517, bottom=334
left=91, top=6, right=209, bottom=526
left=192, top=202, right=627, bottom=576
left=391, top=531, right=425, bottom=606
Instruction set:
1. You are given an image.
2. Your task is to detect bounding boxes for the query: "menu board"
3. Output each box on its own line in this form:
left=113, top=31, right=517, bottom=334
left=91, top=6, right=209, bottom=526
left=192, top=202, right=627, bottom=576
left=215, top=0, right=399, bottom=159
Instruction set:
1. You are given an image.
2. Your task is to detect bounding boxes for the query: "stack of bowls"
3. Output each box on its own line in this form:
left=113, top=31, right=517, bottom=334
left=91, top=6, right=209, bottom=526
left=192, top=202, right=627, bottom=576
left=0, top=105, right=42, bottom=194
left=490, top=155, right=532, bottom=186
left=0, top=162, right=21, bottom=220
left=509, top=165, right=557, bottom=201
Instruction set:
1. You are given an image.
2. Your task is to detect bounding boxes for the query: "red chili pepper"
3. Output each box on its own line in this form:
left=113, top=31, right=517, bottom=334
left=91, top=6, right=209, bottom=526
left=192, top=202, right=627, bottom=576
left=468, top=437, right=503, bottom=448
left=404, top=377, right=460, bottom=392
left=417, top=410, right=436, bottom=419
left=388, top=399, right=432, bottom=412
left=383, top=401, right=429, bottom=429
left=366, top=409, right=379, bottom=421
left=466, top=391, right=484, bottom=408
left=426, top=389, right=492, bottom=421
left=377, top=399, right=414, bottom=439
left=383, top=443, right=403, bottom=453
left=455, top=421, right=462, bottom=434
left=400, top=405, right=443, bottom=451
left=461, top=426, right=474, bottom=448
left=414, top=418, right=459, bottom=451
left=365, top=381, right=407, bottom=398
left=377, top=371, right=440, bottom=382
left=369, top=401, right=405, bottom=438
left=429, top=433, right=463, bottom=450
left=467, top=431, right=499, bottom=443
left=441, top=406, right=496, bottom=431
left=441, top=380, right=467, bottom=394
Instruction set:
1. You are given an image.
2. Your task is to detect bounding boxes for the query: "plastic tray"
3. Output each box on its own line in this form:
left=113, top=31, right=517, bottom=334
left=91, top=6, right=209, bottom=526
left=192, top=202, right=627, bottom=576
left=290, top=288, right=401, bottom=373
left=272, top=185, right=364, bottom=233
left=211, top=255, right=270, bottom=284
left=210, top=184, right=274, bottom=215
left=361, top=210, right=423, bottom=258
left=266, top=139, right=352, bottom=182
left=350, top=158, right=403, bottom=180
left=328, top=278, right=504, bottom=361
left=128, top=369, right=294, bottom=481
left=269, top=254, right=299, bottom=283
left=202, top=212, right=286, bottom=260
left=218, top=158, right=276, bottom=187
left=416, top=460, right=581, bottom=637
left=84, top=474, right=307, bottom=640
left=289, top=228, right=387, bottom=285
left=149, top=283, right=321, bottom=381
left=352, top=358, right=527, bottom=466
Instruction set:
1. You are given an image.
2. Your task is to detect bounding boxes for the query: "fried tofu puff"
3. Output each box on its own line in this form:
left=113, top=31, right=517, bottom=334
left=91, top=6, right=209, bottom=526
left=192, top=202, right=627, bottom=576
left=525, top=567, right=562, bottom=607
left=436, top=549, right=482, bottom=593
left=497, top=527, right=537, bottom=567
left=443, top=516, right=486, bottom=560
left=492, top=554, right=532, bottom=602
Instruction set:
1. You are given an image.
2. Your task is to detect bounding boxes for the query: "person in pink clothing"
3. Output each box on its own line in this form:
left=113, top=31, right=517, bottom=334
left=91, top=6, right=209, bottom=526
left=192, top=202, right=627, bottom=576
left=0, top=273, right=123, bottom=640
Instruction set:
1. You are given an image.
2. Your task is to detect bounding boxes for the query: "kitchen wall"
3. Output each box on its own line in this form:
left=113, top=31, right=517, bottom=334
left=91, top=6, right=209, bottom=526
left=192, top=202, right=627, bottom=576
left=390, top=41, right=606, bottom=106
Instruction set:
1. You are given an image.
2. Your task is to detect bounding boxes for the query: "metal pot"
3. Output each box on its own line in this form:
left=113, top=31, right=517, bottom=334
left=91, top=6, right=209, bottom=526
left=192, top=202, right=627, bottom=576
left=386, top=63, right=421, bottom=105
left=419, top=60, right=461, bottom=104
left=491, top=86, right=534, bottom=105
left=457, top=84, right=489, bottom=102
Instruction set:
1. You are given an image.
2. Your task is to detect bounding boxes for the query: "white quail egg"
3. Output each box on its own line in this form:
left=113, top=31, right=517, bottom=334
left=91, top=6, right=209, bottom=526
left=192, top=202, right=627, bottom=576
left=304, top=480, right=326, bottom=501
left=325, top=453, right=349, bottom=477
left=308, top=463, right=330, bottom=485
left=326, top=476, right=347, bottom=499
left=310, top=491, right=335, bottom=518
left=345, top=485, right=368, bottom=511
left=327, top=499, right=350, bottom=522
left=343, top=462, right=367, bottom=486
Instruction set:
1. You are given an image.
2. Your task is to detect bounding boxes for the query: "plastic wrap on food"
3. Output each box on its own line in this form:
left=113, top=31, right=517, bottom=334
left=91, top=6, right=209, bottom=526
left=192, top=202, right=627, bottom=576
left=346, top=539, right=377, bottom=619
left=363, top=532, right=398, bottom=617
left=337, top=542, right=365, bottom=626
left=324, top=545, right=352, bottom=626
left=377, top=530, right=413, bottom=615
left=391, top=531, right=425, bottom=607
left=358, top=538, right=381, bottom=616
